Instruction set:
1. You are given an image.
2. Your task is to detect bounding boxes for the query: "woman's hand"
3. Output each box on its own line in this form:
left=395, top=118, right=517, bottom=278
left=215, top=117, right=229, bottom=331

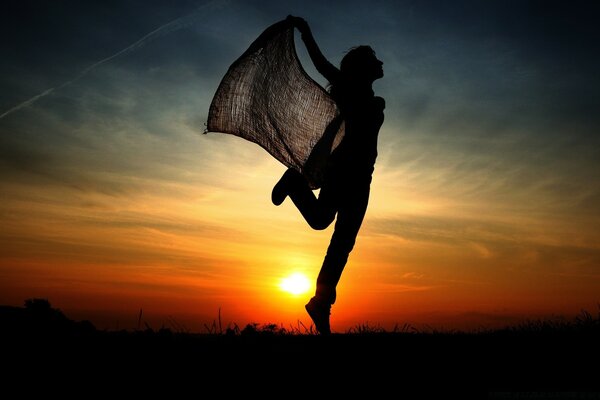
left=287, top=15, right=309, bottom=33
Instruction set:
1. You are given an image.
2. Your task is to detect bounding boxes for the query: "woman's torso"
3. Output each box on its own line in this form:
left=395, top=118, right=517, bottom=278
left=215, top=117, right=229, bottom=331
left=327, top=91, right=385, bottom=185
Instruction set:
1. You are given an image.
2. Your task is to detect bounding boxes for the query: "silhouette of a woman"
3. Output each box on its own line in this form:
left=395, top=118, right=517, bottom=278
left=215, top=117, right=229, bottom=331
left=272, top=16, right=385, bottom=334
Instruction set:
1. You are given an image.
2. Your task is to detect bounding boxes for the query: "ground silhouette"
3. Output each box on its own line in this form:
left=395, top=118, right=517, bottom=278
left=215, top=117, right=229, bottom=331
left=2, top=299, right=599, bottom=396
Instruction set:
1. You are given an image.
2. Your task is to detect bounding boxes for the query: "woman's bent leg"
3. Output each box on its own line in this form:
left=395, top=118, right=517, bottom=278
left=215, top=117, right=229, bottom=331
left=284, top=169, right=336, bottom=230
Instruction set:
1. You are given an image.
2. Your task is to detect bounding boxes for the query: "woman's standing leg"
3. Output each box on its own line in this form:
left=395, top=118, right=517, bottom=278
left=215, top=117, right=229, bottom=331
left=315, top=184, right=370, bottom=304
left=306, top=184, right=370, bottom=334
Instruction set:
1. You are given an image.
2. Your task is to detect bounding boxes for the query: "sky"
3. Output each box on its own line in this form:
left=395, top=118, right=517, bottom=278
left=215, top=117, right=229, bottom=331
left=1, top=0, right=599, bottom=333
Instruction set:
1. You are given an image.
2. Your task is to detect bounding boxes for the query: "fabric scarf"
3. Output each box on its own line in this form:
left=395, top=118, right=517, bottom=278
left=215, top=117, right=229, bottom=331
left=205, top=19, right=344, bottom=189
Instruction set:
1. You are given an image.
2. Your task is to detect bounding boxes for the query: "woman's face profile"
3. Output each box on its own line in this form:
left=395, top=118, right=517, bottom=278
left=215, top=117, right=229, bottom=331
left=359, top=51, right=384, bottom=81
left=372, top=55, right=384, bottom=80
left=362, top=49, right=384, bottom=80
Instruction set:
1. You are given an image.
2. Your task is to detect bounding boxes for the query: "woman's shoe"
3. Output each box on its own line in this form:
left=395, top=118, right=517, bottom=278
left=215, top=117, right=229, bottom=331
left=305, top=296, right=331, bottom=335
left=271, top=168, right=297, bottom=206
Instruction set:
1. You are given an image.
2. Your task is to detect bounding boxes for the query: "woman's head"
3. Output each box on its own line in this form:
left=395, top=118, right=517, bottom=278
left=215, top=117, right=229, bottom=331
left=340, top=45, right=384, bottom=83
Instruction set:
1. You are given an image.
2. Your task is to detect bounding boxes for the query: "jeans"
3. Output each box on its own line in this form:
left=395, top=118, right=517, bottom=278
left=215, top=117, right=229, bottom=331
left=286, top=170, right=370, bottom=304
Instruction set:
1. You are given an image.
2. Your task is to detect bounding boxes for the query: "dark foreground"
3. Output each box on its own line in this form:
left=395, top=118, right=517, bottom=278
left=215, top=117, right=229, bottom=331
left=2, top=300, right=599, bottom=397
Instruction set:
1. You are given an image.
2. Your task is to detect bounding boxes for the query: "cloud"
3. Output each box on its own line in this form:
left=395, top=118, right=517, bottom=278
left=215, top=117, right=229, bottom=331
left=364, top=212, right=600, bottom=277
left=366, top=214, right=518, bottom=246
left=0, top=0, right=237, bottom=119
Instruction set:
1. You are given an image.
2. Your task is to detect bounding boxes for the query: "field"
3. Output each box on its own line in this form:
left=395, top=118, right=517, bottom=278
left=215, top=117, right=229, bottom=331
left=2, top=299, right=599, bottom=397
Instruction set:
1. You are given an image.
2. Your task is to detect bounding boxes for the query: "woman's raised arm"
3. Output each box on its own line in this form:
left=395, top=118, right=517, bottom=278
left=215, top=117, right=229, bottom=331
left=288, top=16, right=340, bottom=84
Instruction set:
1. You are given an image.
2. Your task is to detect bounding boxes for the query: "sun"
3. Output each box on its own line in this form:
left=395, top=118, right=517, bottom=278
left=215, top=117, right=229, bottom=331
left=279, top=272, right=311, bottom=295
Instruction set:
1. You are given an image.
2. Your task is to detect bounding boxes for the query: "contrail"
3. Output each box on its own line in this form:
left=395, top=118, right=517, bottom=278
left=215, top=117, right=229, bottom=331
left=0, top=0, right=228, bottom=120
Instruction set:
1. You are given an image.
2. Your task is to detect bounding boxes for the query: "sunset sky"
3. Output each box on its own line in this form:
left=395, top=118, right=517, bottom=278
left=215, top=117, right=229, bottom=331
left=1, top=0, right=599, bottom=332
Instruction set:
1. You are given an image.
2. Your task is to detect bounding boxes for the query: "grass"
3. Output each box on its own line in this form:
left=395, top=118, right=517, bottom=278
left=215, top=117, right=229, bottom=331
left=189, top=306, right=600, bottom=337
left=2, top=299, right=599, bottom=393
left=4, top=298, right=599, bottom=337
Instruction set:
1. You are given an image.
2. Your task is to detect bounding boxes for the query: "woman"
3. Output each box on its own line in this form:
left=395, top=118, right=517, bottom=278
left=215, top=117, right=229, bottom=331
left=272, top=16, right=385, bottom=335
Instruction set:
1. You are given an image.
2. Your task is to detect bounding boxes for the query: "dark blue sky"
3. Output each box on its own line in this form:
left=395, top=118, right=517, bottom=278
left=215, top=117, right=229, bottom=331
left=2, top=0, right=599, bottom=204
left=2, top=0, right=599, bottom=229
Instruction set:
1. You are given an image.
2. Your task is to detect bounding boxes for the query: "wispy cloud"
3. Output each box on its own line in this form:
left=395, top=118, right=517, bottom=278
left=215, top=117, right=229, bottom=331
left=0, top=0, right=229, bottom=120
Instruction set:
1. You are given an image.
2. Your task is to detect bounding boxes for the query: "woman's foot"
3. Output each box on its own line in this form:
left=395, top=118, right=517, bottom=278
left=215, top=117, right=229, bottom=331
left=305, top=296, right=331, bottom=335
left=271, top=168, right=297, bottom=206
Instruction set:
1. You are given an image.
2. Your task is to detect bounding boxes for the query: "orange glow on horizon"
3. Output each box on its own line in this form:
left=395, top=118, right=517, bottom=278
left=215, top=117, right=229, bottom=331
left=1, top=128, right=598, bottom=333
